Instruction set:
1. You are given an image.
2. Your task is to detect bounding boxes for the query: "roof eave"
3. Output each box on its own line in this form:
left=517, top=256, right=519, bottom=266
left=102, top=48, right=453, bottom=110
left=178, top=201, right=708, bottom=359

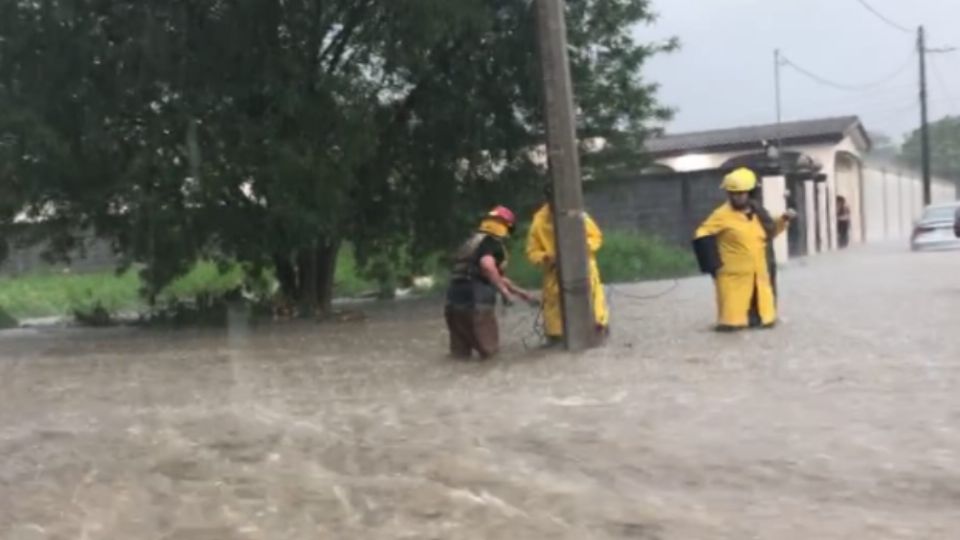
left=647, top=133, right=848, bottom=159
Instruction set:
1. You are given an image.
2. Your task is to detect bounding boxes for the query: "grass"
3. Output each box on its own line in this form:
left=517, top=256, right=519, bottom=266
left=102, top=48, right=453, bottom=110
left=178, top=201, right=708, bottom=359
left=0, top=248, right=379, bottom=321
left=507, top=230, right=696, bottom=289
left=596, top=231, right=698, bottom=282
left=0, top=232, right=694, bottom=321
left=0, top=270, right=142, bottom=320
left=334, top=244, right=378, bottom=297
left=158, top=262, right=247, bottom=304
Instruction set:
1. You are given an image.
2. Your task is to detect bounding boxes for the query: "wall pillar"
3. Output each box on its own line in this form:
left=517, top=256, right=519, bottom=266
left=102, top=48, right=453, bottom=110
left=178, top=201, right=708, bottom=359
left=763, top=175, right=789, bottom=263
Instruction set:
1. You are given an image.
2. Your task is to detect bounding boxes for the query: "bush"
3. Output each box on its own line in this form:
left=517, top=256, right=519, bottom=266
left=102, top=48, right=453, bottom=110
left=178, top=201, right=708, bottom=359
left=73, top=303, right=113, bottom=327
left=597, top=230, right=697, bottom=282
left=0, top=270, right=142, bottom=320
left=506, top=229, right=695, bottom=289
left=334, top=244, right=379, bottom=298
left=0, top=306, right=17, bottom=329
left=158, top=261, right=246, bottom=304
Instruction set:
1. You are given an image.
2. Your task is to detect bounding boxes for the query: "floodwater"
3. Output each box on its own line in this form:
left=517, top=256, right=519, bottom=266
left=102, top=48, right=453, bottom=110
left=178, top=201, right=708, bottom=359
left=1, top=245, right=959, bottom=539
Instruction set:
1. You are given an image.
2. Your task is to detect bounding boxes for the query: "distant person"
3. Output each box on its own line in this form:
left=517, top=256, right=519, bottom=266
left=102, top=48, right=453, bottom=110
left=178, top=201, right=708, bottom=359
left=444, top=206, right=535, bottom=360
left=526, top=184, right=609, bottom=346
left=837, top=196, right=851, bottom=248
left=693, top=168, right=795, bottom=331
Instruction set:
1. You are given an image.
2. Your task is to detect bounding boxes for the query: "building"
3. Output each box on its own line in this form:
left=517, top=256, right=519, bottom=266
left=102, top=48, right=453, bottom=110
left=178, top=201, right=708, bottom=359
left=644, top=116, right=956, bottom=259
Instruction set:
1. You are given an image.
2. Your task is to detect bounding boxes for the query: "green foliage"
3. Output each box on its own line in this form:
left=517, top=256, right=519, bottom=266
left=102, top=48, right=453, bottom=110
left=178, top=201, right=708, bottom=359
left=0, top=250, right=384, bottom=320
left=335, top=245, right=379, bottom=298
left=901, top=116, right=960, bottom=181
left=596, top=231, right=696, bottom=281
left=506, top=229, right=695, bottom=290
left=0, top=305, right=17, bottom=329
left=0, top=270, right=142, bottom=320
left=0, top=0, right=674, bottom=312
left=157, top=262, right=246, bottom=305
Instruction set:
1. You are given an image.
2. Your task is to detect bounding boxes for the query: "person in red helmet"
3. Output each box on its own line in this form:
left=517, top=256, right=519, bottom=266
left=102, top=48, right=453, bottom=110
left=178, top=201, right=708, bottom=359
left=444, top=205, right=536, bottom=359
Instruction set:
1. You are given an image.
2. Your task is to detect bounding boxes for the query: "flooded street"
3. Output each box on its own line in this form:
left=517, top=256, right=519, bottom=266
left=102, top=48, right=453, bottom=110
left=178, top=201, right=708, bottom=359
left=2, top=245, right=960, bottom=540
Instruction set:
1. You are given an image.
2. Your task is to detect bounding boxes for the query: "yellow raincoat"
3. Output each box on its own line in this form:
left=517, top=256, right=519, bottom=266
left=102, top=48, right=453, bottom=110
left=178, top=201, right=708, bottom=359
left=695, top=203, right=787, bottom=328
left=526, top=205, right=609, bottom=337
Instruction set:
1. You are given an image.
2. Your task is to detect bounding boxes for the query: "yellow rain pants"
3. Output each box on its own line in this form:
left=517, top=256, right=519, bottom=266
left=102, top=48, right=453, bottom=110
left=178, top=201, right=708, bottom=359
left=526, top=205, right=609, bottom=338
left=695, top=203, right=787, bottom=328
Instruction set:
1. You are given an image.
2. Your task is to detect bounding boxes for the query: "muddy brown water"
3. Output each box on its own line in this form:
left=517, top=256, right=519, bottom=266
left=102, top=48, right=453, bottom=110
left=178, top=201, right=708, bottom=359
left=2, top=246, right=960, bottom=539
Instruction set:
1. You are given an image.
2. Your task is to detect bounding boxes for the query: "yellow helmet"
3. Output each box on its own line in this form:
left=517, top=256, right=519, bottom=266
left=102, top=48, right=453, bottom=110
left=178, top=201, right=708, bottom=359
left=721, top=167, right=758, bottom=193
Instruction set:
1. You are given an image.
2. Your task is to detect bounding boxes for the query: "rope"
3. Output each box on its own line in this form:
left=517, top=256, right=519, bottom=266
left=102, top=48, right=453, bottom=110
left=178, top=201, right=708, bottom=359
left=512, top=279, right=683, bottom=349
left=606, top=280, right=680, bottom=301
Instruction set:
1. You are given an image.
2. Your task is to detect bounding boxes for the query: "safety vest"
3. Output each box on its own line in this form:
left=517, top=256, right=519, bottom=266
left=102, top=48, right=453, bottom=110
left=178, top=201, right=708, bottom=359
left=450, top=233, right=505, bottom=282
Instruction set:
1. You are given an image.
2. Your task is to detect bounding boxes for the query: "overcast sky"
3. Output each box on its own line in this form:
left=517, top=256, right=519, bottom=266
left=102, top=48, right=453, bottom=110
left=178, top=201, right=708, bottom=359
left=639, top=0, right=960, bottom=143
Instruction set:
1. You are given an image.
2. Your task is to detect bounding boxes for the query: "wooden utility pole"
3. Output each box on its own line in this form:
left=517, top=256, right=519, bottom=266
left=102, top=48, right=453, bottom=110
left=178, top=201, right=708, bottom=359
left=918, top=26, right=932, bottom=205
left=534, top=0, right=596, bottom=351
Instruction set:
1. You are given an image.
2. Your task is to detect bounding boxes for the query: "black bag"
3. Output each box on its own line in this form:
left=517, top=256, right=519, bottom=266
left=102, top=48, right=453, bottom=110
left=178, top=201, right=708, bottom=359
left=692, top=235, right=722, bottom=276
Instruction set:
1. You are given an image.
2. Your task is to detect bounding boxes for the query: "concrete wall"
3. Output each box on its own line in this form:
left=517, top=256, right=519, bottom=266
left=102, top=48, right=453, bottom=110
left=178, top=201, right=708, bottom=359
left=583, top=170, right=728, bottom=249
left=798, top=137, right=865, bottom=252
left=861, top=166, right=956, bottom=243
left=648, top=135, right=960, bottom=253
left=584, top=170, right=795, bottom=266
left=655, top=135, right=868, bottom=254
left=762, top=175, right=789, bottom=263
left=0, top=229, right=118, bottom=277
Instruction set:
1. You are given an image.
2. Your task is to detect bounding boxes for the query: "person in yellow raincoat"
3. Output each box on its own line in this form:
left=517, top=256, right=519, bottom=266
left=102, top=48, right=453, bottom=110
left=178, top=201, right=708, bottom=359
left=526, top=185, right=609, bottom=345
left=694, top=168, right=795, bottom=331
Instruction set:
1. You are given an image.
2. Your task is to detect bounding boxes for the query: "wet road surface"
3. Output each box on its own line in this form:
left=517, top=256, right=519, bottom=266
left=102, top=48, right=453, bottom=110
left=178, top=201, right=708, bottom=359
left=1, top=245, right=959, bottom=539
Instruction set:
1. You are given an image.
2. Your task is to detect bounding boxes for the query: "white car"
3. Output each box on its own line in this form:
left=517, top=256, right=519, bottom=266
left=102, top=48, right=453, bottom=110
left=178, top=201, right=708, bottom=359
left=911, top=202, right=960, bottom=251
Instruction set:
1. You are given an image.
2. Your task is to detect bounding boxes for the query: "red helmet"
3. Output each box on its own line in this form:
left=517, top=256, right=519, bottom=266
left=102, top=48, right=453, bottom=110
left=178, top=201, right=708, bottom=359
left=487, top=205, right=516, bottom=226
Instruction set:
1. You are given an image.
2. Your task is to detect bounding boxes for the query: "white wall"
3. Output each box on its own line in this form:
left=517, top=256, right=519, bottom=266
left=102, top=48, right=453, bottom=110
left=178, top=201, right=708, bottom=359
left=762, top=175, right=789, bottom=263
left=801, top=137, right=865, bottom=252
left=804, top=181, right=818, bottom=254
left=861, top=164, right=956, bottom=242
left=654, top=136, right=957, bottom=252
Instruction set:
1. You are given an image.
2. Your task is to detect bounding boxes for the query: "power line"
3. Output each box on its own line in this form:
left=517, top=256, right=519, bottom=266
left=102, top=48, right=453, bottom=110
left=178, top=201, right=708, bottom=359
left=780, top=49, right=915, bottom=92
left=852, top=0, right=913, bottom=34
left=929, top=55, right=960, bottom=111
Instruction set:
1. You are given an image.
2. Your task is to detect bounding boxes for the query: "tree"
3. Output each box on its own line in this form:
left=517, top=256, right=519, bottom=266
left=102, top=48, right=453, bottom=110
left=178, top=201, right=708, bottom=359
left=866, top=131, right=900, bottom=162
left=0, top=0, right=673, bottom=315
left=901, top=116, right=960, bottom=185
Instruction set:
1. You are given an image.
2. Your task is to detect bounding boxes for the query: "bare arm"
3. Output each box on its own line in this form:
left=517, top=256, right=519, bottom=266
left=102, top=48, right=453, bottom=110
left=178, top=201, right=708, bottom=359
left=479, top=255, right=515, bottom=303
left=775, top=209, right=798, bottom=236
left=502, top=276, right=536, bottom=303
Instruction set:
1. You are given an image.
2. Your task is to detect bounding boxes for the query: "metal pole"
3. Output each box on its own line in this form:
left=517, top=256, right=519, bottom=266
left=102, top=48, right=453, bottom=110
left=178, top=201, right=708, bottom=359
left=774, top=49, right=782, bottom=142
left=918, top=26, right=932, bottom=205
left=534, top=0, right=596, bottom=351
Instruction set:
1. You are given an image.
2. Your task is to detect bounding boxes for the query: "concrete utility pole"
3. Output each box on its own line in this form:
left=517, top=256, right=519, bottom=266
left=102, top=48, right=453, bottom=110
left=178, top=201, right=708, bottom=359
left=534, top=0, right=597, bottom=351
left=916, top=27, right=956, bottom=204
left=774, top=49, right=783, bottom=145
left=918, top=26, right=932, bottom=205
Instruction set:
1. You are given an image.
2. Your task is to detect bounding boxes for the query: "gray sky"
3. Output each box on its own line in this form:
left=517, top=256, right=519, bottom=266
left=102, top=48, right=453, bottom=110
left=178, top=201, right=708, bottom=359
left=639, top=0, right=960, bottom=144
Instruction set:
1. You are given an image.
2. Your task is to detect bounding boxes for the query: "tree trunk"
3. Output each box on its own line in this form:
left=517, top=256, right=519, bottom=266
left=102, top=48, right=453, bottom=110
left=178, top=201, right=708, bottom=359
left=296, top=245, right=318, bottom=318
left=272, top=253, right=298, bottom=301
left=272, top=239, right=340, bottom=318
left=315, top=239, right=341, bottom=316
